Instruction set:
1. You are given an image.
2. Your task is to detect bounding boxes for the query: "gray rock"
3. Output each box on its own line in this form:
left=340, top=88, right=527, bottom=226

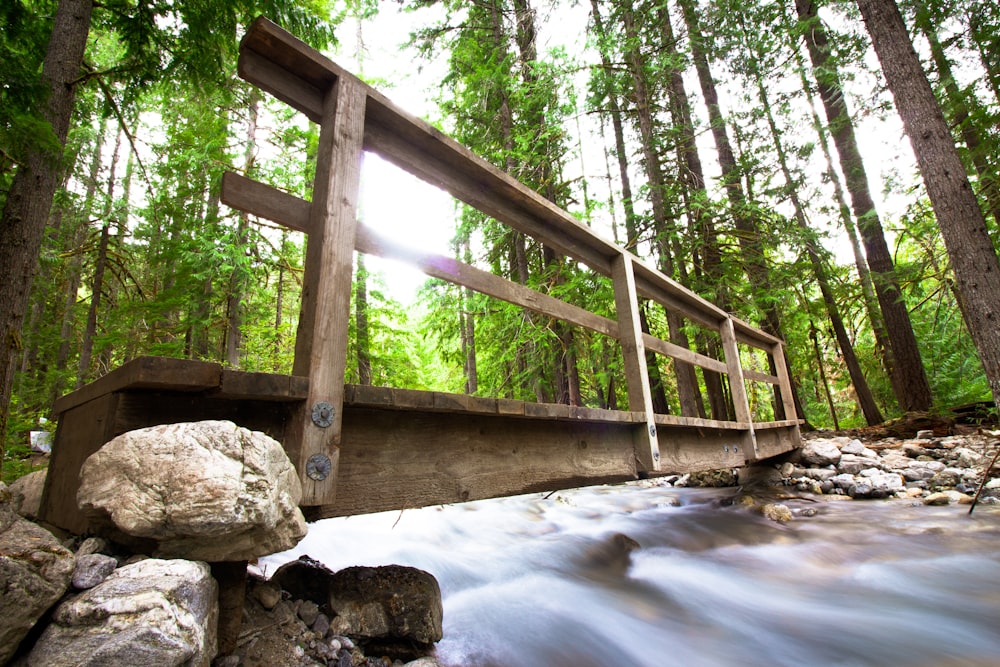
left=953, top=447, right=983, bottom=468
left=77, top=420, right=307, bottom=561
left=915, top=429, right=935, bottom=440
left=838, top=454, right=880, bottom=475
left=298, top=599, right=320, bottom=626
left=902, top=443, right=928, bottom=458
left=75, top=537, right=111, bottom=558
left=72, top=553, right=118, bottom=589
left=902, top=467, right=934, bottom=482
left=804, top=468, right=838, bottom=482
left=26, top=558, right=218, bottom=667
left=841, top=439, right=878, bottom=458
left=800, top=439, right=842, bottom=467
left=328, top=565, right=443, bottom=646
left=252, top=580, right=282, bottom=610
left=8, top=469, right=47, bottom=520
left=0, top=483, right=76, bottom=665
left=930, top=468, right=962, bottom=488
left=831, top=473, right=856, bottom=490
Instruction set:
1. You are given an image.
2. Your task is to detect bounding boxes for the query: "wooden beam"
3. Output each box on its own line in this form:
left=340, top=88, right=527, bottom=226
left=285, top=74, right=367, bottom=506
left=770, top=341, right=800, bottom=426
left=720, top=316, right=759, bottom=460
left=220, top=171, right=312, bottom=234
left=611, top=254, right=660, bottom=472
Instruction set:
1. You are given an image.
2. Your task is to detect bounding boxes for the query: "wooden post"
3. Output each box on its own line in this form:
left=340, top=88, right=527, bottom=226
left=611, top=254, right=660, bottom=471
left=720, top=316, right=759, bottom=460
left=770, top=341, right=798, bottom=423
left=286, top=74, right=367, bottom=505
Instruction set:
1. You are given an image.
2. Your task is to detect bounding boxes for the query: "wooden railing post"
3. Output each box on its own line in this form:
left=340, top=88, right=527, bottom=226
left=285, top=74, right=367, bottom=506
left=720, top=316, right=759, bottom=460
left=770, top=341, right=798, bottom=422
left=611, top=253, right=660, bottom=471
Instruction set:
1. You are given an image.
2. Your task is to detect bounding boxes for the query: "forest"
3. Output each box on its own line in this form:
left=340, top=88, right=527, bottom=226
left=2, top=0, right=1000, bottom=481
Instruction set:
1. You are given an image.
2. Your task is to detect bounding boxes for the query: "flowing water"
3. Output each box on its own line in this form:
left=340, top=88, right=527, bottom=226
left=262, top=482, right=1000, bottom=667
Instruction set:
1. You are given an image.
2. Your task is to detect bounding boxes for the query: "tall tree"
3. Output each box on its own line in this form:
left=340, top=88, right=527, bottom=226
left=0, top=0, right=93, bottom=468
left=795, top=0, right=933, bottom=413
left=856, top=0, right=1000, bottom=410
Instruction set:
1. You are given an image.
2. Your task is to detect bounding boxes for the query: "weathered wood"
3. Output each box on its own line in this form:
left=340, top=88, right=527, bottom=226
left=720, top=316, right=760, bottom=460
left=220, top=171, right=311, bottom=234
left=309, top=407, right=641, bottom=518
left=611, top=254, right=660, bottom=472
left=52, top=356, right=221, bottom=415
left=217, top=369, right=309, bottom=402
left=743, top=368, right=780, bottom=385
left=357, top=225, right=620, bottom=339
left=770, top=342, right=799, bottom=426
left=285, top=74, right=367, bottom=506
left=641, top=332, right=728, bottom=375
left=38, top=393, right=121, bottom=534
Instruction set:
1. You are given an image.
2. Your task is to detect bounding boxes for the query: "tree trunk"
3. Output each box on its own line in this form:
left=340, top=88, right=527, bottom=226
left=681, top=0, right=809, bottom=423
left=796, top=0, right=933, bottom=413
left=226, top=94, right=259, bottom=367
left=918, top=17, right=1000, bottom=235
left=857, top=0, right=1000, bottom=410
left=77, top=128, right=122, bottom=388
left=658, top=1, right=728, bottom=419
left=785, top=11, right=893, bottom=380
left=0, top=0, right=93, bottom=470
left=619, top=0, right=703, bottom=416
left=742, top=14, right=884, bottom=425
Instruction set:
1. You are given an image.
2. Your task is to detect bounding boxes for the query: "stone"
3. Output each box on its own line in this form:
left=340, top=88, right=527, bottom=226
left=761, top=504, right=792, bottom=522
left=837, top=454, right=879, bottom=475
left=72, top=553, right=118, bottom=589
left=75, top=537, right=111, bottom=558
left=804, top=468, right=837, bottom=481
left=77, top=420, right=307, bottom=561
left=271, top=555, right=338, bottom=607
left=841, top=439, right=877, bottom=458
left=953, top=447, right=983, bottom=468
left=902, top=443, right=928, bottom=458
left=298, top=599, right=320, bottom=626
left=8, top=469, right=47, bottom=520
left=252, top=580, right=283, bottom=611
left=800, top=439, right=842, bottom=467
left=328, top=565, right=443, bottom=648
left=830, top=473, right=856, bottom=491
left=0, top=483, right=76, bottom=665
left=930, top=468, right=962, bottom=489
left=915, top=429, right=935, bottom=440
left=26, top=558, right=218, bottom=667
left=924, top=492, right=953, bottom=506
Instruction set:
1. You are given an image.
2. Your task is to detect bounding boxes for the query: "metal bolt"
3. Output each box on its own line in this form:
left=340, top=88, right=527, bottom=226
left=305, top=453, right=332, bottom=481
left=311, top=401, right=334, bottom=428
left=724, top=445, right=730, bottom=453
left=648, top=424, right=657, bottom=438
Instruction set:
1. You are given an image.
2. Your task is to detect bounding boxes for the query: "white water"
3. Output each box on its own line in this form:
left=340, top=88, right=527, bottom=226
left=262, top=483, right=1000, bottom=667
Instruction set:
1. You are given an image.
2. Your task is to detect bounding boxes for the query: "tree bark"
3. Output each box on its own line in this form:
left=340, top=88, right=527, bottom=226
left=0, top=0, right=93, bottom=469
left=795, top=0, right=933, bottom=413
left=857, top=0, right=1000, bottom=410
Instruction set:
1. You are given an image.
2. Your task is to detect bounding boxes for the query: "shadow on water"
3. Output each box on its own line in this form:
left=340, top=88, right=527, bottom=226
left=263, top=483, right=1000, bottom=667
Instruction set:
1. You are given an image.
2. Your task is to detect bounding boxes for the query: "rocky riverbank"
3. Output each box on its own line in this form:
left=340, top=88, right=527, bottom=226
left=2, top=420, right=997, bottom=666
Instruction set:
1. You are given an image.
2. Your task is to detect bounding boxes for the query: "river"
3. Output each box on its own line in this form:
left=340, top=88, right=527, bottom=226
left=262, top=481, right=1000, bottom=667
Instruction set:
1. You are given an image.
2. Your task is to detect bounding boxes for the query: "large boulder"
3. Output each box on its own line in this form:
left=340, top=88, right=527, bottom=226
left=77, top=420, right=307, bottom=561
left=0, top=482, right=75, bottom=664
left=328, top=565, right=443, bottom=653
left=800, top=438, right=842, bottom=467
left=26, top=558, right=218, bottom=667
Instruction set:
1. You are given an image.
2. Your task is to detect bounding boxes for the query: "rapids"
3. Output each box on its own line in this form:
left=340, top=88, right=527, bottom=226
left=262, top=482, right=1000, bottom=667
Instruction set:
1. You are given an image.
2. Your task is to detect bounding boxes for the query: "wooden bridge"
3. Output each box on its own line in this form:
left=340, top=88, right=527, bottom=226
left=38, top=18, right=801, bottom=534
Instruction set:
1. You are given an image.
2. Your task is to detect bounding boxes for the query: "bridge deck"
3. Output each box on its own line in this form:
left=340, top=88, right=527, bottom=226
left=39, top=356, right=799, bottom=534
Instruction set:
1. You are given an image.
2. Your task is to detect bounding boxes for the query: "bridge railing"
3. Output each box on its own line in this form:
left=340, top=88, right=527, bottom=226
left=221, top=18, right=801, bottom=506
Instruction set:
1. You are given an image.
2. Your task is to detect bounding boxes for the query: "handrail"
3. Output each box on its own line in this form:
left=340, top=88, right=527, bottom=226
left=222, top=17, right=800, bottom=503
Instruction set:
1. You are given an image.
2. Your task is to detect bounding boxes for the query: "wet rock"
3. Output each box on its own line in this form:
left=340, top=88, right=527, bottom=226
left=328, top=565, right=443, bottom=656
left=0, top=482, right=76, bottom=665
left=687, top=469, right=737, bottom=487
left=925, top=492, right=954, bottom=506
left=800, top=439, right=842, bottom=467
left=77, top=420, right=307, bottom=561
left=26, top=558, right=217, bottom=667
left=761, top=504, right=792, bottom=522
left=72, top=553, right=118, bottom=589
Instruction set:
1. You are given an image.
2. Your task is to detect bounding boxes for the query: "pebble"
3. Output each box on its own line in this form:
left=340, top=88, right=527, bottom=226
left=254, top=581, right=283, bottom=610
left=298, top=599, right=320, bottom=626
